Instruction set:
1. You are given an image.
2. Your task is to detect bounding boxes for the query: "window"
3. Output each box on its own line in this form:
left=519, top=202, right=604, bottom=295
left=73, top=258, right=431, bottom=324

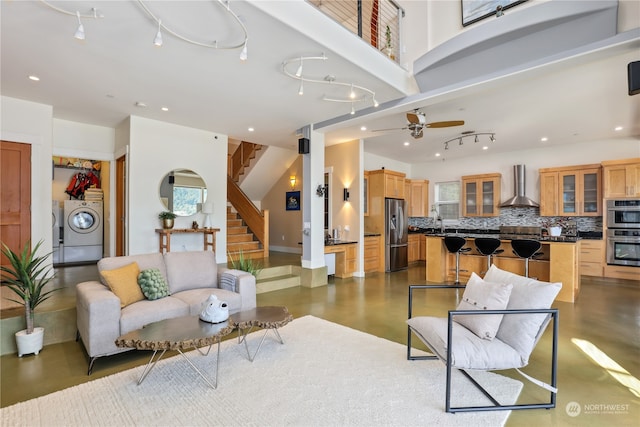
left=434, top=181, right=460, bottom=220
left=173, top=186, right=206, bottom=216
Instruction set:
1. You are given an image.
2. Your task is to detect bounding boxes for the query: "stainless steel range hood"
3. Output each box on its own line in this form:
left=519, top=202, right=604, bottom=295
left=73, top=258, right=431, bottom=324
left=499, top=165, right=539, bottom=208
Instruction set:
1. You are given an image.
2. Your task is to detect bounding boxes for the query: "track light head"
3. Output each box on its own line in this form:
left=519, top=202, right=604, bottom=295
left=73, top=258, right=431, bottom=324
left=239, top=41, right=248, bottom=61
left=295, top=57, right=303, bottom=77
left=298, top=80, right=304, bottom=96
left=74, top=11, right=85, bottom=40
left=153, top=19, right=163, bottom=46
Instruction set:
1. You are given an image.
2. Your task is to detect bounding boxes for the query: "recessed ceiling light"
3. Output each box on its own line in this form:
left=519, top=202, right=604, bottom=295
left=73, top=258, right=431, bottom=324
left=28, top=75, right=40, bottom=81
left=435, top=153, right=441, bottom=157
left=135, top=101, right=147, bottom=108
left=161, top=107, right=169, bottom=112
left=403, top=141, right=410, bottom=146
left=540, top=137, right=548, bottom=142
left=614, top=126, right=623, bottom=131
left=360, top=126, right=367, bottom=131
left=482, top=146, right=488, bottom=150
left=248, top=127, right=254, bottom=132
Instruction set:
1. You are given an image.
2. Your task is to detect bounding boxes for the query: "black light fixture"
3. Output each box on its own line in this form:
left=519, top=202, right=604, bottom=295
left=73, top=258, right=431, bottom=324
left=343, top=188, right=350, bottom=201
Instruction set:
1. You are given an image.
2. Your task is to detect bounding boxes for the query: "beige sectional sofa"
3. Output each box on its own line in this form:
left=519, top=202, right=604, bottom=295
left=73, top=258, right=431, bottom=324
left=76, top=251, right=256, bottom=374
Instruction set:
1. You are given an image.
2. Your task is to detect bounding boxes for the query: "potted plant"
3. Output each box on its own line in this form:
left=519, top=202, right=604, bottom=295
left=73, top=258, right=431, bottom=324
left=384, top=25, right=395, bottom=60
left=1, top=240, right=58, bottom=357
left=228, top=250, right=262, bottom=278
left=158, top=211, right=177, bottom=229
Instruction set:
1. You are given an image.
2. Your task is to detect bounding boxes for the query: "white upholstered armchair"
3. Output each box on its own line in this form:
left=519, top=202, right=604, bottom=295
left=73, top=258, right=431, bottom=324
left=406, top=265, right=561, bottom=413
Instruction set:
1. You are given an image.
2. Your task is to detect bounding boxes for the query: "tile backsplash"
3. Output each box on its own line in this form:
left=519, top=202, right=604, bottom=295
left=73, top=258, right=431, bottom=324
left=409, top=207, right=602, bottom=232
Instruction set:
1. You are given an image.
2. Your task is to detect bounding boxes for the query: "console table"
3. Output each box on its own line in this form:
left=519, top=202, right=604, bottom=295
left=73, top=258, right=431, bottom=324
left=155, top=228, right=220, bottom=253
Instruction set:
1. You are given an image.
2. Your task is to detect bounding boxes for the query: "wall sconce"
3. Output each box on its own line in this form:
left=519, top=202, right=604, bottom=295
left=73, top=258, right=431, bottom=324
left=289, top=175, right=296, bottom=190
left=343, top=188, right=350, bottom=202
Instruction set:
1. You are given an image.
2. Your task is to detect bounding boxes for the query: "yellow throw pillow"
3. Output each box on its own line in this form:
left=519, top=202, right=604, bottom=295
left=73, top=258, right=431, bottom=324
left=100, top=262, right=144, bottom=307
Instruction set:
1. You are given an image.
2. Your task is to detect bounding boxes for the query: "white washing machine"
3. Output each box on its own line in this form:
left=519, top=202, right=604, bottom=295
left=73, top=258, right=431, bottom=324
left=63, top=200, right=103, bottom=263
left=52, top=200, right=63, bottom=264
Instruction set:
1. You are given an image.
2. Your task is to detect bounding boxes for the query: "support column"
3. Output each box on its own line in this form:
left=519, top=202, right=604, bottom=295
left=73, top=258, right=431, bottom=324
left=300, top=125, right=328, bottom=287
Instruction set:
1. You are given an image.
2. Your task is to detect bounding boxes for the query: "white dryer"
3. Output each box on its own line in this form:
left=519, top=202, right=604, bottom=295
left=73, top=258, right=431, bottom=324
left=63, top=200, right=103, bottom=263
left=52, top=200, right=63, bottom=264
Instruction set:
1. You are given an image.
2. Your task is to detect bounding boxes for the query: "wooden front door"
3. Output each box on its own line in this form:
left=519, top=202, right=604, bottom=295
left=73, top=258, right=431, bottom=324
left=0, top=141, right=31, bottom=267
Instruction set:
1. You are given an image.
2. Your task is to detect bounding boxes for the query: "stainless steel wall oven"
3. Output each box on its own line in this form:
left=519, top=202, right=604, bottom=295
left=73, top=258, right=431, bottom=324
left=606, top=199, right=640, bottom=267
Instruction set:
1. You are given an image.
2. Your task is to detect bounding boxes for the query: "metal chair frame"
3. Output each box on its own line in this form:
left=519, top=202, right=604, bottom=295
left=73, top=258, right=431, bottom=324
left=407, top=284, right=559, bottom=413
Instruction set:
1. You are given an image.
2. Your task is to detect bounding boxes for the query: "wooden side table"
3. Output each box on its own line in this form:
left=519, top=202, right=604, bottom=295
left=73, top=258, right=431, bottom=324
left=155, top=228, right=220, bottom=253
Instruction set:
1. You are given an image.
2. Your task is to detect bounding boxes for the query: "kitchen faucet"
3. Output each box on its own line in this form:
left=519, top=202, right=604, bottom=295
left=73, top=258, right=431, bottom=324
left=436, top=216, right=444, bottom=233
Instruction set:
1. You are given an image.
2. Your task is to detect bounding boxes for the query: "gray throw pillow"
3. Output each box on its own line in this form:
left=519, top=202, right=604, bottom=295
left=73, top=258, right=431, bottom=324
left=453, top=273, right=513, bottom=340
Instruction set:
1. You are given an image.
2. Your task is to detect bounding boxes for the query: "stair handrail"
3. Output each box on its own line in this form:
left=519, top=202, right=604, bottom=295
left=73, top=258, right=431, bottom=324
left=230, top=141, right=261, bottom=181
left=227, top=175, right=269, bottom=257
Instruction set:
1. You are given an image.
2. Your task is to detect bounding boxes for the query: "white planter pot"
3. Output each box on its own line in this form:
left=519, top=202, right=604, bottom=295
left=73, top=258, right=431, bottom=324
left=549, top=226, right=562, bottom=237
left=15, top=327, right=44, bottom=357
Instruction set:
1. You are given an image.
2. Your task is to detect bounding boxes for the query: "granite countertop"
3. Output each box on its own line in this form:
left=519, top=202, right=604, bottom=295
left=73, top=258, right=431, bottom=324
left=417, top=227, right=602, bottom=242
left=324, top=239, right=358, bottom=246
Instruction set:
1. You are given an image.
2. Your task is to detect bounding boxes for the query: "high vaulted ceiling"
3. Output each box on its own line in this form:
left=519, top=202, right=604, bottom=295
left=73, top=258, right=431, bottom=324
left=2, top=1, right=639, bottom=165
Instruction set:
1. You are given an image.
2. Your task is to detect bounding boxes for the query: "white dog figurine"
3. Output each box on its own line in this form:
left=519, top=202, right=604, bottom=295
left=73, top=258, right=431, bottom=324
left=199, top=294, right=229, bottom=323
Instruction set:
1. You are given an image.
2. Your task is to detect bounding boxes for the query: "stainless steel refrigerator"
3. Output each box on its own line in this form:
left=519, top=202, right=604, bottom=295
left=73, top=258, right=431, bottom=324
left=385, top=198, right=408, bottom=271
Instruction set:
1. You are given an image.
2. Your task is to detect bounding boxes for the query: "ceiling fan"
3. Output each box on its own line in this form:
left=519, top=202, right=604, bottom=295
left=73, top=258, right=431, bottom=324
left=372, top=110, right=464, bottom=139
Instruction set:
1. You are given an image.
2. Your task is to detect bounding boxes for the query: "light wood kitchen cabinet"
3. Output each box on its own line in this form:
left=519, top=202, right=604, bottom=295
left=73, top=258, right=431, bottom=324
left=461, top=173, right=501, bottom=217
left=383, top=170, right=406, bottom=198
left=602, top=158, right=640, bottom=198
left=364, top=235, right=381, bottom=273
left=408, top=234, right=421, bottom=263
left=405, top=179, right=429, bottom=217
left=419, top=234, right=426, bottom=261
left=579, top=239, right=603, bottom=277
left=539, top=164, right=602, bottom=216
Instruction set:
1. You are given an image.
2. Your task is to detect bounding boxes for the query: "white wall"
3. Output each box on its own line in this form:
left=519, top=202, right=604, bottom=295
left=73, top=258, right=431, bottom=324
left=363, top=151, right=411, bottom=175
left=409, top=138, right=640, bottom=207
left=127, top=116, right=228, bottom=261
left=1, top=96, right=53, bottom=256
left=53, top=119, right=115, bottom=159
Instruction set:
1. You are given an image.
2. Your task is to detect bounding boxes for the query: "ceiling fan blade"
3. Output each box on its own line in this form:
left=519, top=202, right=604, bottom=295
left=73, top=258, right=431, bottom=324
left=406, top=111, right=426, bottom=125
left=371, top=127, right=408, bottom=132
left=425, top=120, right=465, bottom=128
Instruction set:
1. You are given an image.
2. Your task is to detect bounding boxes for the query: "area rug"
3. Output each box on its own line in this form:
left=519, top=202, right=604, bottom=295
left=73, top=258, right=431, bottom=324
left=0, top=316, right=522, bottom=426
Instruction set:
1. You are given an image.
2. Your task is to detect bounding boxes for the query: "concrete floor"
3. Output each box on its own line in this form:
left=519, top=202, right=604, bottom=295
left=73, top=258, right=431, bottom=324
left=1, top=253, right=638, bottom=426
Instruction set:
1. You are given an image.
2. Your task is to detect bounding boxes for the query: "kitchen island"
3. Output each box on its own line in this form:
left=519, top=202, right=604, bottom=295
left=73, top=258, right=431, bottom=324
left=424, top=234, right=579, bottom=303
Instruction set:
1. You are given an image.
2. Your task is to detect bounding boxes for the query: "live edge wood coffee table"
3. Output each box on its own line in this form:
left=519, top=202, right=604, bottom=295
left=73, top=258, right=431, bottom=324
left=115, top=306, right=293, bottom=388
left=115, top=316, right=235, bottom=389
left=232, top=306, right=293, bottom=362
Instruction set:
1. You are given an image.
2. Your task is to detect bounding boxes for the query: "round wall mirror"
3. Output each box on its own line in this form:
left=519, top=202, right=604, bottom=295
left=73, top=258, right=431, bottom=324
left=159, top=169, right=208, bottom=217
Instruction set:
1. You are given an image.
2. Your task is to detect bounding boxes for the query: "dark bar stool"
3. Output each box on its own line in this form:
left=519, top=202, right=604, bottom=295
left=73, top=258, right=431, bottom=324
left=474, top=237, right=504, bottom=274
left=444, top=236, right=471, bottom=284
left=511, top=239, right=543, bottom=278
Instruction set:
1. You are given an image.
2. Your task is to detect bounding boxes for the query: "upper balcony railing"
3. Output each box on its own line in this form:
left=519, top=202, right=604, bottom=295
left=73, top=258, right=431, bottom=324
left=307, top=0, right=404, bottom=64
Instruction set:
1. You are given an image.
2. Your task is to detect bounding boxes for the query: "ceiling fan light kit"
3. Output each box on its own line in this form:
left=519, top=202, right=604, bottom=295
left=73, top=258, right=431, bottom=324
left=282, top=54, right=379, bottom=114
left=372, top=110, right=465, bottom=139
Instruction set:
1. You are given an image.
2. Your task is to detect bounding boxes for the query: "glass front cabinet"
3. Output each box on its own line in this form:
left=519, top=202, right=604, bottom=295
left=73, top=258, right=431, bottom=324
left=540, top=165, right=601, bottom=216
left=461, top=173, right=501, bottom=217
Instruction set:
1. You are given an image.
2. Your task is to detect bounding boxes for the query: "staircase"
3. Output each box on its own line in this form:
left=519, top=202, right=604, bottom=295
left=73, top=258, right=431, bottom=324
left=226, top=206, right=264, bottom=261
left=255, top=265, right=302, bottom=294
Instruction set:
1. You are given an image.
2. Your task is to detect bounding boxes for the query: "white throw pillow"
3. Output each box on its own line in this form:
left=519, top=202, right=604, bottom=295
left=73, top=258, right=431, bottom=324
left=483, top=264, right=562, bottom=361
left=453, top=273, right=513, bottom=340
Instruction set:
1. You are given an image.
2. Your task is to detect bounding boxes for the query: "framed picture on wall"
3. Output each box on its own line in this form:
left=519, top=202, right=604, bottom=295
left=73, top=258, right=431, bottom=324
left=462, top=0, right=527, bottom=26
left=286, top=191, right=300, bottom=211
